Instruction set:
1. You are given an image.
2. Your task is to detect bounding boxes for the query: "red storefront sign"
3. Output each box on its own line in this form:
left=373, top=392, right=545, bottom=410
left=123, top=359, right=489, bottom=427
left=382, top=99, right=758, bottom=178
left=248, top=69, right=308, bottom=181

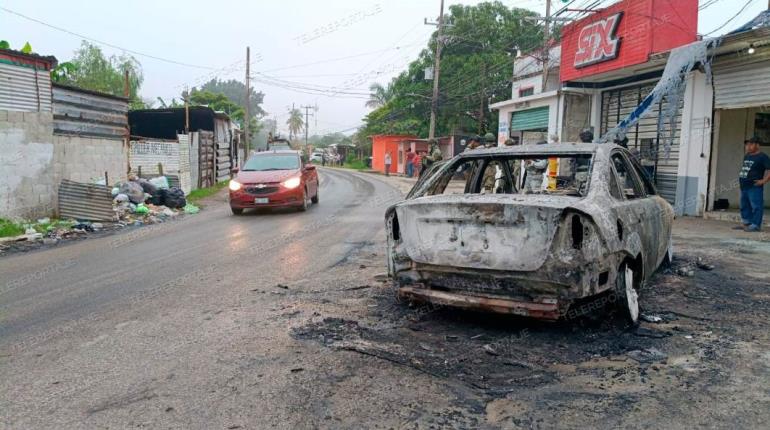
left=560, top=0, right=698, bottom=82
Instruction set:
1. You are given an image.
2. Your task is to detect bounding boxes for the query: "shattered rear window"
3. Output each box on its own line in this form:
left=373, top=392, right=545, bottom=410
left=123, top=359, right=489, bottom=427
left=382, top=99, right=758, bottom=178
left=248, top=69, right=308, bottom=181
left=415, top=154, right=594, bottom=198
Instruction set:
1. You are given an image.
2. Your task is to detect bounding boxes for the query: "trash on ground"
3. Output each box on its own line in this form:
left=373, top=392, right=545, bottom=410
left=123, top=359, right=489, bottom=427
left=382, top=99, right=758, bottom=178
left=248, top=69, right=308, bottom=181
left=640, top=313, right=663, bottom=323
left=696, top=258, right=715, bottom=271
left=627, top=347, right=668, bottom=363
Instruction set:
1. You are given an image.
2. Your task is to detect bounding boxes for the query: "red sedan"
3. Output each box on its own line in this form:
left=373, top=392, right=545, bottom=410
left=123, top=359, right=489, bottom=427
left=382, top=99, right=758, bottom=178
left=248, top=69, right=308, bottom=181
left=228, top=151, right=319, bottom=215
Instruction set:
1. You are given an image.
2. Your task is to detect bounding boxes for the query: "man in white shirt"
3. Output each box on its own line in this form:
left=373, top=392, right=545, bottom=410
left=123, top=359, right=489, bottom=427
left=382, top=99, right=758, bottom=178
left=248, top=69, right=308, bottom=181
left=384, top=151, right=392, bottom=176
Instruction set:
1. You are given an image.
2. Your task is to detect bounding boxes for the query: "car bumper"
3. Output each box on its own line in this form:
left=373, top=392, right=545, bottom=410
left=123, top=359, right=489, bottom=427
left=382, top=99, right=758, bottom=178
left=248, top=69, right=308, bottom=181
left=398, top=285, right=562, bottom=320
left=229, top=186, right=304, bottom=209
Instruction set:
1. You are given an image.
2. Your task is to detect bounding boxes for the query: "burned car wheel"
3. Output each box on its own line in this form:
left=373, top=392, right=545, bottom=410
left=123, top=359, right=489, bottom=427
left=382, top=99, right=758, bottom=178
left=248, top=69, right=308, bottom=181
left=616, top=263, right=639, bottom=325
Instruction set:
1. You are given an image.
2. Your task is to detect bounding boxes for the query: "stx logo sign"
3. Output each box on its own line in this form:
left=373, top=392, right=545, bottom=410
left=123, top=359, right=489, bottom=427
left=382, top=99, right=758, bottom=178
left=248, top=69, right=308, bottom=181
left=574, top=12, right=623, bottom=68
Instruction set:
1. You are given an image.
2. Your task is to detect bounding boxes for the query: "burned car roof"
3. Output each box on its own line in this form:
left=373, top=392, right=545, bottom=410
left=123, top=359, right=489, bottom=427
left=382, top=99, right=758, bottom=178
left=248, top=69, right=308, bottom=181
left=457, top=142, right=614, bottom=157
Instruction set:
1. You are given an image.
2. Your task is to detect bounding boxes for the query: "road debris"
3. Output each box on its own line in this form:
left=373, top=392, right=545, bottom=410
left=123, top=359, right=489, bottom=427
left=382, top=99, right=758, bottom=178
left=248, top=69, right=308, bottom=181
left=627, top=347, right=668, bottom=364
left=640, top=313, right=663, bottom=323
left=696, top=258, right=715, bottom=271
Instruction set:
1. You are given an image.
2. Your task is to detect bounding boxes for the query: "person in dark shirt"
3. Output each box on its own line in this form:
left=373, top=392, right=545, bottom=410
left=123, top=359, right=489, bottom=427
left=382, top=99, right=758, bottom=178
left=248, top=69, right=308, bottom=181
left=736, top=136, right=770, bottom=232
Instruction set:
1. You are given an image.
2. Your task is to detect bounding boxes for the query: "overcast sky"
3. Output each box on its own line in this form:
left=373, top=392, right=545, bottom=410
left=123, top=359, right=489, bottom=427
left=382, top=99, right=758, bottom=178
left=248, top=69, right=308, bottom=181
left=2, top=0, right=765, bottom=135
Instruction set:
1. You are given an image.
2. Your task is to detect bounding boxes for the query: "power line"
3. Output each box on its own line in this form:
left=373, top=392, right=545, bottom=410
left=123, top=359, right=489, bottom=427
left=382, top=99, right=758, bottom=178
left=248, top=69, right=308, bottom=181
left=705, top=0, right=757, bottom=35
left=0, top=6, right=223, bottom=70
left=254, top=42, right=425, bottom=74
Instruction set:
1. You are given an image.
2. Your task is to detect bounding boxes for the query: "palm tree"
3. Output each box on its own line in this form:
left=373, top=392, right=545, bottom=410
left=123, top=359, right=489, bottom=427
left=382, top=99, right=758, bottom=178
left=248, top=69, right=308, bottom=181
left=365, top=83, right=390, bottom=109
left=286, top=108, right=304, bottom=141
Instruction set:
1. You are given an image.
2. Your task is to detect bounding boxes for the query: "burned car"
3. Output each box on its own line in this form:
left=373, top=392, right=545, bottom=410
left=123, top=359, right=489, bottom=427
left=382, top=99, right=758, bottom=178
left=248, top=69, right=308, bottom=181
left=385, top=143, right=674, bottom=324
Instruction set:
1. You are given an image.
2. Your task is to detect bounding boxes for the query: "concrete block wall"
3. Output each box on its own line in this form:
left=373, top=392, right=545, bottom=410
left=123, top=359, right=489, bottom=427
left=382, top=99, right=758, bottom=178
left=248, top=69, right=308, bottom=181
left=53, top=135, right=127, bottom=185
left=0, top=109, right=128, bottom=220
left=0, top=111, right=56, bottom=219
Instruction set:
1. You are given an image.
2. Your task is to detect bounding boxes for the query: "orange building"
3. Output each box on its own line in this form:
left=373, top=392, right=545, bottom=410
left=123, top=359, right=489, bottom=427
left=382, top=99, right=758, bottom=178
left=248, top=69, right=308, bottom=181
left=371, top=134, right=416, bottom=174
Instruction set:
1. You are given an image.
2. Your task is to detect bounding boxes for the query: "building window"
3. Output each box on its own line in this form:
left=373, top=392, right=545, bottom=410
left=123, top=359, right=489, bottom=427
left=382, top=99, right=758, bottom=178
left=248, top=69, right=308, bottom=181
left=519, top=87, right=535, bottom=98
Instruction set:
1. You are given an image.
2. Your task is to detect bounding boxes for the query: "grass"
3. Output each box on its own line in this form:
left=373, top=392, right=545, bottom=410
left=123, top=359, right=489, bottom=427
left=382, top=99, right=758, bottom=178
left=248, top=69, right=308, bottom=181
left=0, top=218, right=25, bottom=238
left=341, top=159, right=368, bottom=171
left=186, top=181, right=229, bottom=203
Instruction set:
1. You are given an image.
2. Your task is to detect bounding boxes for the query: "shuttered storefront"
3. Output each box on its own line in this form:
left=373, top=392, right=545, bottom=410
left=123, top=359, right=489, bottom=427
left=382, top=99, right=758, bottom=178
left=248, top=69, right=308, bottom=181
left=600, top=82, right=684, bottom=204
left=511, top=106, right=550, bottom=131
left=713, top=50, right=770, bottom=109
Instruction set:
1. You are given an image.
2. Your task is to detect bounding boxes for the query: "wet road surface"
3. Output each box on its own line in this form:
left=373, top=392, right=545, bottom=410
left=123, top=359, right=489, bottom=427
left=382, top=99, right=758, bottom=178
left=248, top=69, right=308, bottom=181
left=0, top=168, right=403, bottom=428
left=2, top=168, right=769, bottom=429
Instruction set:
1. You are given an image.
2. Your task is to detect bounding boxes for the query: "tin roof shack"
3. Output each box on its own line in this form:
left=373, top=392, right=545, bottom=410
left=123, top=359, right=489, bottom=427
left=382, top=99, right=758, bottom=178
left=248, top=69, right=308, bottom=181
left=1, top=48, right=130, bottom=219
left=0, top=48, right=57, bottom=112
left=129, top=107, right=240, bottom=188
left=705, top=10, right=770, bottom=221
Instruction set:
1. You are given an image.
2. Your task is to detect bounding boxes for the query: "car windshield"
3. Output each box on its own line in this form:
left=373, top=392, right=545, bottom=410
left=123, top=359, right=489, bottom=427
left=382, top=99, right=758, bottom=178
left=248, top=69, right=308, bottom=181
left=411, top=153, right=594, bottom=198
left=242, top=154, right=300, bottom=171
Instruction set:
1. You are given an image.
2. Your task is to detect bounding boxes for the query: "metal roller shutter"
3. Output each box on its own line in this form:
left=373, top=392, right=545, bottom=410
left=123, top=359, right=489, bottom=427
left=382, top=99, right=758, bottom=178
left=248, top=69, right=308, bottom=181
left=713, top=50, right=770, bottom=109
left=511, top=106, right=550, bottom=131
left=601, top=82, right=683, bottom=204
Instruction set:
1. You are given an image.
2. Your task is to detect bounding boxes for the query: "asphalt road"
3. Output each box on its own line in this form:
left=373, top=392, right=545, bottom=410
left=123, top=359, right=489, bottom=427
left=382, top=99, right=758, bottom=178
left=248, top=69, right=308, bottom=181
left=0, top=168, right=404, bottom=428
left=2, top=168, right=769, bottom=429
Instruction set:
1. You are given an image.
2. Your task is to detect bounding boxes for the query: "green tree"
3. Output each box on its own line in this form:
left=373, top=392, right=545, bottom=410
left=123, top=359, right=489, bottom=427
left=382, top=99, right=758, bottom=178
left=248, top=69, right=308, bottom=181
left=286, top=108, right=304, bottom=141
left=199, top=78, right=265, bottom=118
left=365, top=82, right=391, bottom=109
left=55, top=41, right=145, bottom=109
left=359, top=1, right=542, bottom=138
left=188, top=90, right=244, bottom=119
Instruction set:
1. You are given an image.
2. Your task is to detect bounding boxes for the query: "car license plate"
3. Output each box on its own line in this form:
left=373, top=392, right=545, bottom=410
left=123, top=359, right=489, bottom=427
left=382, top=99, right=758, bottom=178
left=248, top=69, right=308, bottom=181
left=254, top=198, right=269, bottom=204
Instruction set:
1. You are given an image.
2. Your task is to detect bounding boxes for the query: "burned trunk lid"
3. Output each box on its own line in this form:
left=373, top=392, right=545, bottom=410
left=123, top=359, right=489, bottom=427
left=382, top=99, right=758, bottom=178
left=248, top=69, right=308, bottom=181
left=396, top=194, right=578, bottom=272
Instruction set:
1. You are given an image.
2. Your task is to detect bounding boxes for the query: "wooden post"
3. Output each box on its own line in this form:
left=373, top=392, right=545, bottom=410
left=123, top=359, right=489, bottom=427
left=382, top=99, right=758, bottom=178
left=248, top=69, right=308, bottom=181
left=104, top=171, right=109, bottom=186
left=123, top=70, right=130, bottom=98
left=244, top=47, right=251, bottom=156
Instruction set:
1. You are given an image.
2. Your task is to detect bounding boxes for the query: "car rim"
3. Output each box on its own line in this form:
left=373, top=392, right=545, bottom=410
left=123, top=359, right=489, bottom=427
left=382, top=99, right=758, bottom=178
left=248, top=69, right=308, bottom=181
left=624, top=266, right=639, bottom=322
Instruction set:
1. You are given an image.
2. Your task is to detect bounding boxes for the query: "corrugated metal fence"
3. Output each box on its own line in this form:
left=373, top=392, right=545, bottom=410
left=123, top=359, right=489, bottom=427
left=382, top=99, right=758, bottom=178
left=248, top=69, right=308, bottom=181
left=52, top=84, right=128, bottom=139
left=58, top=179, right=115, bottom=221
left=0, top=62, right=52, bottom=112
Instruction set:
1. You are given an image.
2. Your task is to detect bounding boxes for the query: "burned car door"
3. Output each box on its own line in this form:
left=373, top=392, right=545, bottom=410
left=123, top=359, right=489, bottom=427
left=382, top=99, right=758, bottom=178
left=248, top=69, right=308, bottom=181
left=406, top=160, right=447, bottom=200
left=628, top=154, right=674, bottom=267
left=609, top=151, right=655, bottom=276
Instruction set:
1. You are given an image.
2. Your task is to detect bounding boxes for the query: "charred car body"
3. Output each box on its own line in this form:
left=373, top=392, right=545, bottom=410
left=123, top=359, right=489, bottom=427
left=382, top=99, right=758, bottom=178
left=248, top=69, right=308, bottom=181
left=385, top=143, right=674, bottom=324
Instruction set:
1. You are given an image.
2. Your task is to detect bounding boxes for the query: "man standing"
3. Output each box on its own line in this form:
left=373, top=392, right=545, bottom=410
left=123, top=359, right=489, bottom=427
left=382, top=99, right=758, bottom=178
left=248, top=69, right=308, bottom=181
left=465, top=135, right=482, bottom=151
left=384, top=151, right=392, bottom=177
left=524, top=140, right=549, bottom=193
left=737, top=136, right=770, bottom=232
left=413, top=151, right=423, bottom=178
left=405, top=148, right=415, bottom=178
left=483, top=133, right=496, bottom=148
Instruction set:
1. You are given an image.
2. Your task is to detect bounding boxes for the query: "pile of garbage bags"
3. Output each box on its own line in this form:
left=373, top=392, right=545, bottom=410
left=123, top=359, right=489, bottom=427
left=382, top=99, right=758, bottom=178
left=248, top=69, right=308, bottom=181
left=112, top=175, right=196, bottom=225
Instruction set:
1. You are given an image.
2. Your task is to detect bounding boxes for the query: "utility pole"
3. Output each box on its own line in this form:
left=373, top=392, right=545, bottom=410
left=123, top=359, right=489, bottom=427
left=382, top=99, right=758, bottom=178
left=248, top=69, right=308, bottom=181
left=300, top=105, right=315, bottom=149
left=479, top=62, right=486, bottom=134
left=244, top=46, right=251, bottom=156
left=542, top=0, right=551, bottom=92
left=426, top=0, right=445, bottom=140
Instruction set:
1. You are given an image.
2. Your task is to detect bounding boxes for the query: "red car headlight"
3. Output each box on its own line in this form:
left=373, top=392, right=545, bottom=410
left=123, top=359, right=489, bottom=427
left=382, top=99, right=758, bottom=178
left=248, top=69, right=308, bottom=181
left=282, top=176, right=301, bottom=189
left=229, top=179, right=242, bottom=191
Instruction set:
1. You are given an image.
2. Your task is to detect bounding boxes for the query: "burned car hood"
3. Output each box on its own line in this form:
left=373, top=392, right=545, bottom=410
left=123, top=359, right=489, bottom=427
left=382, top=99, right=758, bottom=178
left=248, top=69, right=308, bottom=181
left=394, top=194, right=584, bottom=272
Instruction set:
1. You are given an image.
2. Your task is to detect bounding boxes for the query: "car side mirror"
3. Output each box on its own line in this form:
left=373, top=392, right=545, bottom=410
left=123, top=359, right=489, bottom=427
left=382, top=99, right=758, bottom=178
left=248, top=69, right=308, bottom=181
left=305, top=164, right=316, bottom=171
left=232, top=167, right=239, bottom=174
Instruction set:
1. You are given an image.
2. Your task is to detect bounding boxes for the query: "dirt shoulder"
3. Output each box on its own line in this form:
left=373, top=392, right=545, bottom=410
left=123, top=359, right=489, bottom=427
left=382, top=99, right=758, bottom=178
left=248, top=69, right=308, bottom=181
left=284, top=175, right=770, bottom=428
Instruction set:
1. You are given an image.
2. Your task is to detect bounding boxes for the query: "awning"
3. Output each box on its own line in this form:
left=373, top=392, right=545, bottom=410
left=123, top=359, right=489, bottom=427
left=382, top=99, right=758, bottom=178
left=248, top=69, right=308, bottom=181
left=511, top=106, right=549, bottom=131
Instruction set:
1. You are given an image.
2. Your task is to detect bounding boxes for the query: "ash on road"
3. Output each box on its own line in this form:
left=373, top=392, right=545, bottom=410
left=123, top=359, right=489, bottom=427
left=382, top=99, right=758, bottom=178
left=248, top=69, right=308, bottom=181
left=1, top=169, right=768, bottom=429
